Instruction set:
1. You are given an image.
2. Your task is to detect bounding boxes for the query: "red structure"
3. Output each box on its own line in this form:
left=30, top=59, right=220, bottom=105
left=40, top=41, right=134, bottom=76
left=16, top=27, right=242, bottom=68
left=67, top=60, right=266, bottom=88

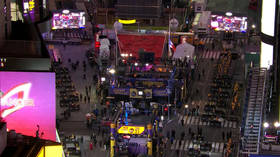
left=117, top=34, right=166, bottom=64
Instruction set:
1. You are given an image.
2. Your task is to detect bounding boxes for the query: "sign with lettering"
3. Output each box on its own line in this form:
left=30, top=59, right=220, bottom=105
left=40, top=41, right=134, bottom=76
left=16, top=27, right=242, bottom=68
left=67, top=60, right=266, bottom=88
left=118, top=126, right=145, bottom=135
left=29, top=0, right=35, bottom=11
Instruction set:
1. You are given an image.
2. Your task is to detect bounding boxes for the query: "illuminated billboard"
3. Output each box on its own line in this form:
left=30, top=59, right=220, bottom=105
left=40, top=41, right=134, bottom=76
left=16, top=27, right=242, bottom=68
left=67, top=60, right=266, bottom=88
left=210, top=15, right=247, bottom=32
left=260, top=42, right=274, bottom=69
left=118, top=126, right=145, bottom=135
left=52, top=11, right=85, bottom=29
left=0, top=72, right=56, bottom=141
left=261, top=0, right=276, bottom=36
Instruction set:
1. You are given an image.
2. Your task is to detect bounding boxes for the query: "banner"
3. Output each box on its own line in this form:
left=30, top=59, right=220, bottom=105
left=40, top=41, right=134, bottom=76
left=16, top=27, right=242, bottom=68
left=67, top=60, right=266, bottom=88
left=153, top=89, right=168, bottom=97
left=118, top=126, right=145, bottom=135
left=109, top=88, right=129, bottom=95
left=130, top=88, right=152, bottom=99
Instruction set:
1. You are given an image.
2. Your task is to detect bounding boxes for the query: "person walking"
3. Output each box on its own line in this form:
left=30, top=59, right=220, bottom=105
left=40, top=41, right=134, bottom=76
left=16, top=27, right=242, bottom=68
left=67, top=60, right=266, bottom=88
left=84, top=96, right=87, bottom=103
left=88, top=96, right=90, bottom=103
left=80, top=93, right=83, bottom=102
left=181, top=118, right=184, bottom=126
left=89, top=85, right=92, bottom=93
left=222, top=131, right=225, bottom=141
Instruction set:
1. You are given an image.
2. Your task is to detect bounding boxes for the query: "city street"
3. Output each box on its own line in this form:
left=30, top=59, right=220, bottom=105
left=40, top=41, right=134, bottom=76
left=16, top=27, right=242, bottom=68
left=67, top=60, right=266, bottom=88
left=161, top=38, right=245, bottom=157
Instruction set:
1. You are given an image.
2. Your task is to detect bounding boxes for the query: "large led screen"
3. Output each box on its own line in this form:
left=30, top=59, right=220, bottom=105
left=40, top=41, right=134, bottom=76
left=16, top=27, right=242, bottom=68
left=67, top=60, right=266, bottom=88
left=52, top=11, right=85, bottom=29
left=261, top=0, right=276, bottom=36
left=0, top=72, right=56, bottom=141
left=210, top=15, right=247, bottom=32
left=261, top=42, right=274, bottom=69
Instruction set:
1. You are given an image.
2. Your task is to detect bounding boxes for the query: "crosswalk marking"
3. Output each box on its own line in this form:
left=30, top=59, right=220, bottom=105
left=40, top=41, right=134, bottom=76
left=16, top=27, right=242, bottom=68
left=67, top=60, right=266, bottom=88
left=200, top=38, right=214, bottom=44
left=233, top=122, right=237, bottom=128
left=187, top=116, right=192, bottom=124
left=178, top=115, right=183, bottom=125
left=178, top=114, right=238, bottom=128
left=171, top=139, right=225, bottom=153
left=219, top=143, right=224, bottom=153
left=189, top=141, right=193, bottom=149
left=199, top=51, right=221, bottom=59
left=184, top=140, right=190, bottom=150
left=184, top=116, right=188, bottom=125
left=212, top=142, right=215, bottom=151
left=215, top=142, right=219, bottom=152
left=175, top=140, right=180, bottom=150
left=229, top=121, right=232, bottom=128
left=171, top=140, right=177, bottom=150
left=180, top=140, right=185, bottom=150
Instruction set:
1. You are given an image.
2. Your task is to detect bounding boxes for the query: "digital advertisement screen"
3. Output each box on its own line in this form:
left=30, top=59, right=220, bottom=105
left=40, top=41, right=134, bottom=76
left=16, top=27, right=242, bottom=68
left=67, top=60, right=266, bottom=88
left=52, top=11, right=85, bottom=29
left=0, top=72, right=56, bottom=141
left=210, top=15, right=247, bottom=32
left=261, top=42, right=274, bottom=69
left=261, top=0, right=276, bottom=37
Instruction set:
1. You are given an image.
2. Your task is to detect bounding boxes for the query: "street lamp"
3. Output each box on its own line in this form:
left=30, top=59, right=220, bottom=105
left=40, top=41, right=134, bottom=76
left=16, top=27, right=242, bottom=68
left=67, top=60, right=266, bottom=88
left=225, top=12, right=232, bottom=16
left=274, top=122, right=280, bottom=128
left=263, top=122, right=269, bottom=128
left=161, top=115, right=164, bottom=121
left=108, top=68, right=116, bottom=74
left=252, top=24, right=256, bottom=29
left=184, top=104, right=188, bottom=115
left=101, top=77, right=106, bottom=82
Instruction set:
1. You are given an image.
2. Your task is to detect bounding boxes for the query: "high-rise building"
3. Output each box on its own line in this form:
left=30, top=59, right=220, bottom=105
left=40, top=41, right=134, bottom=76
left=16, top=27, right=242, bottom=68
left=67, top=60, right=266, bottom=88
left=0, top=0, right=11, bottom=40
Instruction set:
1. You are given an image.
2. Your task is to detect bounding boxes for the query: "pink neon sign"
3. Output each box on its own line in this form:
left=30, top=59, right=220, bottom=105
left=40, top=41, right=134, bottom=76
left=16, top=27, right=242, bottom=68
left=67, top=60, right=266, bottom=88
left=1, top=83, right=34, bottom=118
left=0, top=72, right=56, bottom=141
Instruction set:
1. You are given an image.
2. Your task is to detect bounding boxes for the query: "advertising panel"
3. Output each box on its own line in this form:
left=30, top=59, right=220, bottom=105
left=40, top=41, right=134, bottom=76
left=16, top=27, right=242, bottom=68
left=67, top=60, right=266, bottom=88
left=261, top=0, right=276, bottom=36
left=0, top=72, right=56, bottom=141
left=260, top=42, right=274, bottom=69
left=109, top=88, right=130, bottom=95
left=52, top=11, right=86, bottom=29
left=210, top=15, right=247, bottom=32
left=118, top=126, right=145, bottom=135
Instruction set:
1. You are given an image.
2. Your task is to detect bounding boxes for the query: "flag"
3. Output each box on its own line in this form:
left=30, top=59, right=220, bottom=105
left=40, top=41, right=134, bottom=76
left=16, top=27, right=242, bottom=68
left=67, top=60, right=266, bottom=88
left=169, top=39, right=176, bottom=51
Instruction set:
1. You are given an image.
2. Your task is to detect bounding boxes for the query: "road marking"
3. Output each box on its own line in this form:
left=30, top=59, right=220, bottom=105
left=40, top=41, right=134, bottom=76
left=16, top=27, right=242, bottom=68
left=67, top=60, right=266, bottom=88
left=187, top=116, right=192, bottom=124
left=184, top=140, right=190, bottom=150
left=219, top=142, right=224, bottom=153
left=171, top=140, right=177, bottom=150
left=180, top=140, right=185, bottom=150
left=233, top=122, right=237, bottom=128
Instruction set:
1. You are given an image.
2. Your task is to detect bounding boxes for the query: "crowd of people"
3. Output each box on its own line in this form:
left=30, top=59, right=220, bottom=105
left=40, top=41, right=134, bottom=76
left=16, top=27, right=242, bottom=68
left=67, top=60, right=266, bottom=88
left=55, top=65, right=80, bottom=120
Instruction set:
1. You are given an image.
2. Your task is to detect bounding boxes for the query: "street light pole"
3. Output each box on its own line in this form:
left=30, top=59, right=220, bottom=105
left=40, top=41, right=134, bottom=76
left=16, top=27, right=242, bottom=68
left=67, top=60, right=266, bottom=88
left=115, top=29, right=118, bottom=67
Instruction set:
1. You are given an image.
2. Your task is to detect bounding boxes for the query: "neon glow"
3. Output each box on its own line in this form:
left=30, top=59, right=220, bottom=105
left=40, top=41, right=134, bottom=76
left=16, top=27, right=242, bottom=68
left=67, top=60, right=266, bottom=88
left=118, top=126, right=145, bottom=135
left=0, top=72, right=56, bottom=141
left=261, top=0, right=276, bottom=36
left=52, top=11, right=86, bottom=29
left=28, top=0, right=35, bottom=11
left=0, top=83, right=34, bottom=118
left=118, top=19, right=136, bottom=24
left=210, top=15, right=247, bottom=32
left=260, top=42, right=273, bottom=69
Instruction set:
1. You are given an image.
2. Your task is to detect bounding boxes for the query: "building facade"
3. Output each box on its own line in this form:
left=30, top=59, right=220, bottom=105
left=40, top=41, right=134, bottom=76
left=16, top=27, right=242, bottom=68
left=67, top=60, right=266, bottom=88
left=0, top=0, right=11, bottom=40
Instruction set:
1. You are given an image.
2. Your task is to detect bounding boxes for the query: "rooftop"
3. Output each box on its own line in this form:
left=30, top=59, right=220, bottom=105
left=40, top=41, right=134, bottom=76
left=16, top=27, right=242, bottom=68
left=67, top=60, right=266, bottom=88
left=1, top=131, right=61, bottom=157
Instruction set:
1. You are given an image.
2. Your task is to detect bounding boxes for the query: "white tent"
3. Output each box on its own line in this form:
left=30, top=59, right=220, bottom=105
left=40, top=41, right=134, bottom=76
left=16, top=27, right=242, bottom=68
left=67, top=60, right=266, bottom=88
left=172, top=42, right=195, bottom=60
